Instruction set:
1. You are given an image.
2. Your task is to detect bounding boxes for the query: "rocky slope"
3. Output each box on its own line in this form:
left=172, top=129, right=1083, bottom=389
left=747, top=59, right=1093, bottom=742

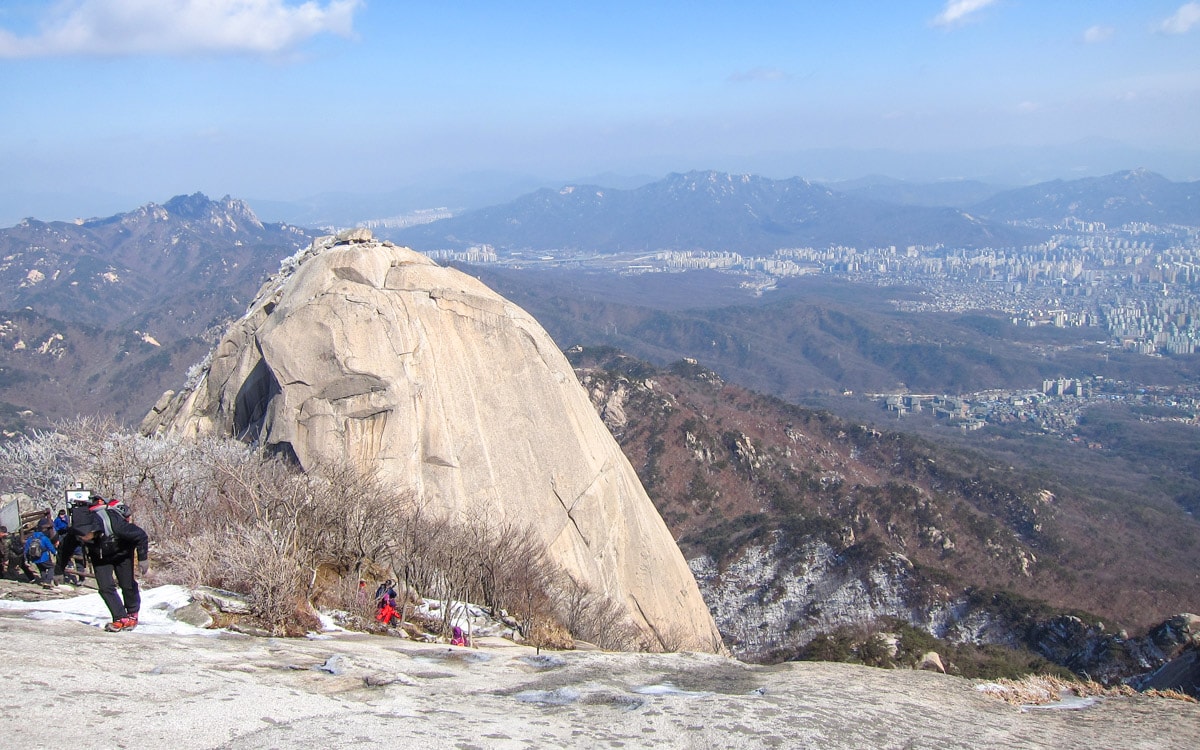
left=570, top=348, right=1200, bottom=687
left=141, top=230, right=722, bottom=652
left=4, top=593, right=1199, bottom=750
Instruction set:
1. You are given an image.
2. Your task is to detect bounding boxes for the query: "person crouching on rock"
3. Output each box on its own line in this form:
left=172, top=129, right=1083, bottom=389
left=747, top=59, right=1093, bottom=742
left=375, top=579, right=400, bottom=626
left=54, top=500, right=149, bottom=632
left=24, top=526, right=57, bottom=586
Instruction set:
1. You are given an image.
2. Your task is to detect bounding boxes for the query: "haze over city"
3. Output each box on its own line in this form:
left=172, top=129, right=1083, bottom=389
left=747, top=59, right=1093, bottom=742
left=1, top=0, right=1198, bottom=225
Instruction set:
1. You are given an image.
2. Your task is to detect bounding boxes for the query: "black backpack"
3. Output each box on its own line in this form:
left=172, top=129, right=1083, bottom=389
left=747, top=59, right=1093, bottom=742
left=70, top=505, right=122, bottom=557
left=25, top=535, right=43, bottom=562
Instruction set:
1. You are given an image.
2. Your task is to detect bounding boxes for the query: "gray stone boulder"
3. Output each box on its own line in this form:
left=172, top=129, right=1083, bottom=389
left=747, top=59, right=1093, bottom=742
left=170, top=601, right=215, bottom=629
left=143, top=236, right=723, bottom=652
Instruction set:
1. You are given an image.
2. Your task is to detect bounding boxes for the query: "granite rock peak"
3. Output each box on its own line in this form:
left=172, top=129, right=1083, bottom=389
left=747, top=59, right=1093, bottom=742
left=142, top=230, right=723, bottom=652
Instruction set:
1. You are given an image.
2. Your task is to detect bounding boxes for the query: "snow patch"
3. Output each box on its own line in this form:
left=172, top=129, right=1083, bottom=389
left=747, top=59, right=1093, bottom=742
left=0, top=584, right=217, bottom=636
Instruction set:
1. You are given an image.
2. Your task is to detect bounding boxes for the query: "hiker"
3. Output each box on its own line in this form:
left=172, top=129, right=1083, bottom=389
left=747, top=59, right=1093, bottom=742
left=0, top=526, right=8, bottom=578
left=450, top=625, right=468, bottom=647
left=24, top=526, right=57, bottom=585
left=374, top=579, right=397, bottom=608
left=375, top=598, right=400, bottom=626
left=106, top=499, right=132, bottom=519
left=5, top=528, right=35, bottom=582
left=374, top=579, right=400, bottom=626
left=53, top=509, right=70, bottom=537
left=36, top=509, right=54, bottom=537
left=54, top=498, right=149, bottom=632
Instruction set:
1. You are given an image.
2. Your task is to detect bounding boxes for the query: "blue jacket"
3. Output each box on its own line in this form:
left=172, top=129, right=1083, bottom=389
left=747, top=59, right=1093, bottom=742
left=53, top=514, right=70, bottom=535
left=25, top=531, right=55, bottom=565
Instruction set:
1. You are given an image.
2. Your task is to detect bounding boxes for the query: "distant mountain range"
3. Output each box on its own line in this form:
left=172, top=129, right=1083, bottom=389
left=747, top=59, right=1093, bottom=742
left=2, top=166, right=1198, bottom=428
left=0, top=194, right=311, bottom=427
left=971, top=168, right=1200, bottom=226
left=388, top=169, right=1199, bottom=254
left=389, top=170, right=1029, bottom=253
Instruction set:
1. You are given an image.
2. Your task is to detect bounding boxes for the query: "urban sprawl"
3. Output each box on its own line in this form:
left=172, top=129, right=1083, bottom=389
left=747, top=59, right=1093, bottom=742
left=427, top=217, right=1200, bottom=440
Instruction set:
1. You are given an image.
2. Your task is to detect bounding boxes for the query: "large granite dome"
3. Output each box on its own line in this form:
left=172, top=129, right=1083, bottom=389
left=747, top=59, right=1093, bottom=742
left=142, top=230, right=722, bottom=652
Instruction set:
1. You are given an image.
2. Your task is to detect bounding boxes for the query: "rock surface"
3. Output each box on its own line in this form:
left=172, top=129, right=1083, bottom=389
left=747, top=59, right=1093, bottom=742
left=141, top=233, right=722, bottom=652
left=690, top=539, right=958, bottom=656
left=2, top=607, right=1198, bottom=749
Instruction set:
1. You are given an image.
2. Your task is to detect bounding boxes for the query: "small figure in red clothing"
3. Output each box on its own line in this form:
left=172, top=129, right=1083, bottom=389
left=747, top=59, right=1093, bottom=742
left=374, top=579, right=399, bottom=626
left=375, top=599, right=399, bottom=626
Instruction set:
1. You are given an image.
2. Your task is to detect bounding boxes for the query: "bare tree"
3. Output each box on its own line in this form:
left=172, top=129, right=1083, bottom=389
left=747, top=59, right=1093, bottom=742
left=0, top=426, right=77, bottom=507
left=551, top=575, right=641, bottom=651
left=2, top=422, right=655, bottom=646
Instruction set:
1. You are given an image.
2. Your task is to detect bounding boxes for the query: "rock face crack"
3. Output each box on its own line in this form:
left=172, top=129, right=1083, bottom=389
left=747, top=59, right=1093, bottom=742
left=315, top=374, right=388, bottom=402
left=428, top=288, right=508, bottom=321
left=551, top=480, right=590, bottom=549
left=631, top=596, right=667, bottom=651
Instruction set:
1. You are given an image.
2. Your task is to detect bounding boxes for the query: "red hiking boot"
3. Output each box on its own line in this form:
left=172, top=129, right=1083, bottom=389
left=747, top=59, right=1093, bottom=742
left=103, top=613, right=138, bottom=632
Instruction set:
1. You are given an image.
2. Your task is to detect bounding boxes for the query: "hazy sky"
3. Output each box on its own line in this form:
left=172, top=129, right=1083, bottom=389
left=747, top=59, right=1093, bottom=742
left=1, top=0, right=1198, bottom=223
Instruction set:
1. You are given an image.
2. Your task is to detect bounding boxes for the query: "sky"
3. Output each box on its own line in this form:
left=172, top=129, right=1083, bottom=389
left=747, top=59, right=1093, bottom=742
left=0, top=0, right=1198, bottom=224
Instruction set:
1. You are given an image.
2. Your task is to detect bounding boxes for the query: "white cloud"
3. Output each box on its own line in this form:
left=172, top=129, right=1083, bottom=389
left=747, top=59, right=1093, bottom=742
left=727, top=67, right=789, bottom=83
left=1158, top=2, right=1200, bottom=34
left=0, top=0, right=362, bottom=59
left=931, top=0, right=998, bottom=28
left=1083, top=25, right=1114, bottom=43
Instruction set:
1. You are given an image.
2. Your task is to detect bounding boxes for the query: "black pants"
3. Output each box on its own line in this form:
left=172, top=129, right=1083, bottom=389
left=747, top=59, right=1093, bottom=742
left=35, top=561, right=54, bottom=584
left=94, top=556, right=139, bottom=621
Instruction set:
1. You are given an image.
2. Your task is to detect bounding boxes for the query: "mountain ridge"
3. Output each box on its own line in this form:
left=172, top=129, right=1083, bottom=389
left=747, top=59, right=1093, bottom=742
left=389, top=169, right=1031, bottom=253
left=388, top=168, right=1200, bottom=253
left=0, top=193, right=312, bottom=426
left=971, top=168, right=1200, bottom=225
left=570, top=347, right=1200, bottom=684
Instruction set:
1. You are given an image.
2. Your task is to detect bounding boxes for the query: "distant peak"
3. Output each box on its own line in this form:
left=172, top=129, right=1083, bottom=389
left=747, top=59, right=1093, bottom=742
left=671, top=170, right=749, bottom=182
left=1121, top=167, right=1160, bottom=180
left=161, top=192, right=262, bottom=226
left=163, top=192, right=214, bottom=218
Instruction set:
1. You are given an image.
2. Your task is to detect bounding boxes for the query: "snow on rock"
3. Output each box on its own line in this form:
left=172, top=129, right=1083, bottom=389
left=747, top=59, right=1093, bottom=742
left=0, top=584, right=211, bottom=636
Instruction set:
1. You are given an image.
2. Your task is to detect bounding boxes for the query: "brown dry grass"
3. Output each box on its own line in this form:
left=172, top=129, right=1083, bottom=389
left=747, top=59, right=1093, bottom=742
left=978, top=674, right=1197, bottom=705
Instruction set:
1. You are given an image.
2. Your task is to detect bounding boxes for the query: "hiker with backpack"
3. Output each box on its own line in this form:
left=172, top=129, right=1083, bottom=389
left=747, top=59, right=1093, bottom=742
left=54, top=496, right=149, bottom=632
left=24, top=525, right=56, bottom=585
left=374, top=579, right=400, bottom=626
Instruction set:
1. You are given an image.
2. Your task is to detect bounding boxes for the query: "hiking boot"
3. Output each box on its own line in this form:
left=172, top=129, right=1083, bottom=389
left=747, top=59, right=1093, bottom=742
left=103, top=614, right=138, bottom=632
